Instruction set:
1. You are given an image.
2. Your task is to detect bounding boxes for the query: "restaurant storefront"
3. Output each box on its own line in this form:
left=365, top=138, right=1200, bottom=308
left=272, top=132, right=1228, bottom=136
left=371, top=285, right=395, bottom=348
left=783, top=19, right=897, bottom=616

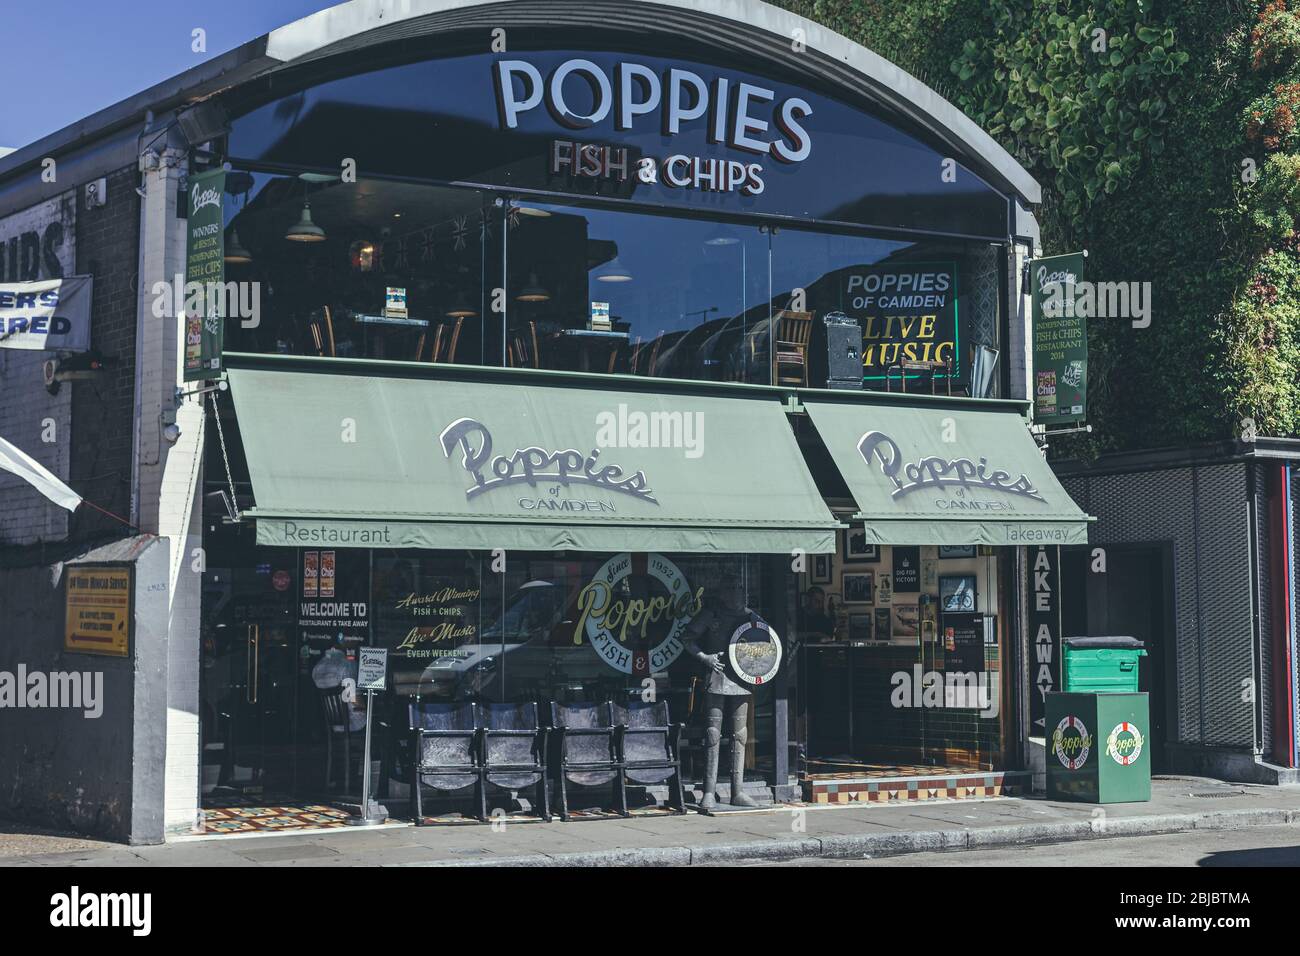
left=191, top=0, right=1090, bottom=820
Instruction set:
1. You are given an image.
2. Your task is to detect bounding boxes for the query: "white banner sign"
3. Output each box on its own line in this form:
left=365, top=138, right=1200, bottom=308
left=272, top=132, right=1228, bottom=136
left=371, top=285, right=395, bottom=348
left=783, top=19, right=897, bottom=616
left=0, top=275, right=93, bottom=351
left=357, top=647, right=388, bottom=692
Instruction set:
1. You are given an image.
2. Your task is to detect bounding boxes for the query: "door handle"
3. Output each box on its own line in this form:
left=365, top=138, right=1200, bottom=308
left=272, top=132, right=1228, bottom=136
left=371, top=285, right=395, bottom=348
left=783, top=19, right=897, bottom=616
left=247, top=625, right=260, bottom=704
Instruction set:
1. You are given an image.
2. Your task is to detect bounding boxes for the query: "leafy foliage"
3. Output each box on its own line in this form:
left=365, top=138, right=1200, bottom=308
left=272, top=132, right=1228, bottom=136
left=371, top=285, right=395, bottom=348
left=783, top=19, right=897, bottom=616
left=775, top=0, right=1300, bottom=448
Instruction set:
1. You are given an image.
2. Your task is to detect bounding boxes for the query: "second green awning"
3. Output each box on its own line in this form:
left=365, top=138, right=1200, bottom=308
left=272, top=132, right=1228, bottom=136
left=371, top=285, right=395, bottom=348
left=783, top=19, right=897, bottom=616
left=226, top=361, right=840, bottom=554
left=803, top=398, right=1092, bottom=546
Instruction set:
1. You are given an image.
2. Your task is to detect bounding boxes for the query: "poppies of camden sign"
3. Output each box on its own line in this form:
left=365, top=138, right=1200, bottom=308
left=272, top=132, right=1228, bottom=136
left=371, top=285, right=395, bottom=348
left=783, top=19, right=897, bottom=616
left=842, top=262, right=962, bottom=389
left=0, top=275, right=93, bottom=352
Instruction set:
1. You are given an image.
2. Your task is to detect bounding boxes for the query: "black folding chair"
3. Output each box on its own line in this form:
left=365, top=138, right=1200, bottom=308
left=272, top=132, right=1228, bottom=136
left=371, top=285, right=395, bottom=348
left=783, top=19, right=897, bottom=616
left=409, top=701, right=482, bottom=824
left=550, top=701, right=627, bottom=820
left=481, top=702, right=551, bottom=821
left=318, top=686, right=361, bottom=794
left=613, top=700, right=687, bottom=814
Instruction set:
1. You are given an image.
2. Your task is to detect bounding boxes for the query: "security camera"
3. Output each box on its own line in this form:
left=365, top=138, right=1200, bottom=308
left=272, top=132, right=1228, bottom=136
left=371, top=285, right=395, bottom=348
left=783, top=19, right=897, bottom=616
left=163, top=423, right=182, bottom=443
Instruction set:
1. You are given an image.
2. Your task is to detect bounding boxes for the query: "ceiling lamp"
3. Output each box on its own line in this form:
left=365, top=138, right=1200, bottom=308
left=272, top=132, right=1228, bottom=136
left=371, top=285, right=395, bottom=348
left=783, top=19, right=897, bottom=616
left=516, top=272, right=551, bottom=302
left=446, top=291, right=479, bottom=318
left=285, top=201, right=326, bottom=242
left=703, top=228, right=740, bottom=246
left=515, top=204, right=552, bottom=218
left=594, top=255, right=633, bottom=282
left=224, top=229, right=252, bottom=264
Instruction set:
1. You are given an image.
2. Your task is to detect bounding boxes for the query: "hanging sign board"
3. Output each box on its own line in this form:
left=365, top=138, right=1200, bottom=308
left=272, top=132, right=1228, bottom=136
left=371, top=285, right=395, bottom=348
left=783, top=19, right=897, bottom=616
left=184, top=169, right=225, bottom=381
left=1030, top=252, right=1087, bottom=425
left=64, top=565, right=132, bottom=657
left=0, top=275, right=93, bottom=352
left=357, top=647, right=388, bottom=692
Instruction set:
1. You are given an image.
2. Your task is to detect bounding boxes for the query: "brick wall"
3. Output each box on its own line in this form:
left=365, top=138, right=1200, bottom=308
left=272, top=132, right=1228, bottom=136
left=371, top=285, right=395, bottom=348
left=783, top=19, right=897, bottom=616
left=69, top=166, right=140, bottom=543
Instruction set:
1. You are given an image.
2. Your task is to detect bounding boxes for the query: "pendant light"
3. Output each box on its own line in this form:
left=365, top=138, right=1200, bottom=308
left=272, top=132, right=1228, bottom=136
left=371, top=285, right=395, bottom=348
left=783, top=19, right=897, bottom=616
left=594, top=255, right=633, bottom=282
left=703, top=227, right=739, bottom=246
left=285, top=201, right=326, bottom=242
left=224, top=228, right=252, bottom=264
left=516, top=271, right=551, bottom=302
left=446, top=290, right=479, bottom=318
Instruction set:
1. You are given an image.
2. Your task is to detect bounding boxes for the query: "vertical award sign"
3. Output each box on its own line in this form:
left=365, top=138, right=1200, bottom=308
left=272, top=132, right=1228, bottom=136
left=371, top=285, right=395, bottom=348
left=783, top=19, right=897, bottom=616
left=184, top=169, right=225, bottom=381
left=1030, top=252, right=1087, bottom=425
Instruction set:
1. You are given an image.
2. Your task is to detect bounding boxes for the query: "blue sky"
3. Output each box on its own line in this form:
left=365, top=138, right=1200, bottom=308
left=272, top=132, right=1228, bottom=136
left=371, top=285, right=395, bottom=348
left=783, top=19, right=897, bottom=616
left=1, top=0, right=339, bottom=150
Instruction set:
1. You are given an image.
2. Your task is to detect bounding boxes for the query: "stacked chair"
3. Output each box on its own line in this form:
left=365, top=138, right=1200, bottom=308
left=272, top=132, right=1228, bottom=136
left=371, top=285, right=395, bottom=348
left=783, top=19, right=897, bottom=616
left=410, top=699, right=685, bottom=823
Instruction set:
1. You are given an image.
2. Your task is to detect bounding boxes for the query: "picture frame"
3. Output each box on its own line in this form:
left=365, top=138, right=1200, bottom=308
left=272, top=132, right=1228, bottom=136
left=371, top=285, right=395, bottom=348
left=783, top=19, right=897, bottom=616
left=842, top=528, right=879, bottom=562
left=939, top=574, right=978, bottom=612
left=811, top=553, right=832, bottom=585
left=892, top=603, right=920, bottom=640
left=938, top=545, right=977, bottom=559
left=848, top=613, right=873, bottom=642
left=841, top=571, right=875, bottom=605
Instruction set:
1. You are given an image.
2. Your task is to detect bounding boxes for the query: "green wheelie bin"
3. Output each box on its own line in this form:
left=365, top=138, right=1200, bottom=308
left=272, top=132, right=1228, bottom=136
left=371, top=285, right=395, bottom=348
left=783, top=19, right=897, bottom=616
left=1045, top=637, right=1151, bottom=804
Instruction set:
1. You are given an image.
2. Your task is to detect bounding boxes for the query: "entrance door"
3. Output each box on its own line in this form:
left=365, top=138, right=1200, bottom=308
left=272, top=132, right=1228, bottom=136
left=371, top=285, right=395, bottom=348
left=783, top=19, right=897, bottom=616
left=201, top=544, right=301, bottom=804
left=1062, top=544, right=1171, bottom=771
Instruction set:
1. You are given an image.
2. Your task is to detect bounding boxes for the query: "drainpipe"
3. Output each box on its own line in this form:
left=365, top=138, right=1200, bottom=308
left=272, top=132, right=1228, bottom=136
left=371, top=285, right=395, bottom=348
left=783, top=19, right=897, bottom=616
left=1269, top=463, right=1296, bottom=767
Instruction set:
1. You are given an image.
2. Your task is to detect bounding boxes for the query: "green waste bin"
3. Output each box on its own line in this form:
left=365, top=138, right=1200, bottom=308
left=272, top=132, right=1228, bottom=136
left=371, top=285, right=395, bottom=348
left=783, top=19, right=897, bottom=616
left=1062, top=636, right=1146, bottom=693
left=1045, top=691, right=1151, bottom=803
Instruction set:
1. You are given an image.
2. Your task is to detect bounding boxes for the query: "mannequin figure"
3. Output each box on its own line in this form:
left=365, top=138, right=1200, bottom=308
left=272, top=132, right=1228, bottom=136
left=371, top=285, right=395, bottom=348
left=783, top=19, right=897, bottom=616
left=686, top=573, right=759, bottom=810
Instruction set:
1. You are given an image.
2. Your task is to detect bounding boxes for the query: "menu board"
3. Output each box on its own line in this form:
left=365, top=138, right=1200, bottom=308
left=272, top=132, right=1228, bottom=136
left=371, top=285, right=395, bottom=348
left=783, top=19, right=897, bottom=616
left=942, top=611, right=985, bottom=673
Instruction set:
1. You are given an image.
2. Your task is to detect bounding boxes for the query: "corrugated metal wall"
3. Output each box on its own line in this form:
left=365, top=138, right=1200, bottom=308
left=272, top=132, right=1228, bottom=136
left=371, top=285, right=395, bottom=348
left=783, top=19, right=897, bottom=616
left=1058, top=463, right=1255, bottom=749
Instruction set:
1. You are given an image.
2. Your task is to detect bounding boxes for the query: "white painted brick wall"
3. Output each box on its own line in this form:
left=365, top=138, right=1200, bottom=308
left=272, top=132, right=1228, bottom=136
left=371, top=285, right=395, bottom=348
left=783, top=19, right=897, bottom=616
left=130, top=148, right=206, bottom=834
left=0, top=191, right=76, bottom=544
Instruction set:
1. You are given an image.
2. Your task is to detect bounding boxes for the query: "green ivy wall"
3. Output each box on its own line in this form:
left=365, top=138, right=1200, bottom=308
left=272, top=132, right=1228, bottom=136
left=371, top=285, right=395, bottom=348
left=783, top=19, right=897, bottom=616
left=777, top=0, right=1300, bottom=453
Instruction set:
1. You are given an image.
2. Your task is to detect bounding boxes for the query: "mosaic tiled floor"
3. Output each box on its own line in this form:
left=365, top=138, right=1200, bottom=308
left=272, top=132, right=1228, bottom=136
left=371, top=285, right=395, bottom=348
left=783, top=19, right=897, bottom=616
left=802, top=769, right=1030, bottom=805
left=198, top=805, right=360, bottom=834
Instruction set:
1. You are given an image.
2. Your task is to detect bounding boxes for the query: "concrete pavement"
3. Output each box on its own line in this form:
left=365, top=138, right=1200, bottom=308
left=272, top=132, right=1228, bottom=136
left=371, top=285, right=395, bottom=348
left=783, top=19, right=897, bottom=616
left=3, top=776, right=1299, bottom=867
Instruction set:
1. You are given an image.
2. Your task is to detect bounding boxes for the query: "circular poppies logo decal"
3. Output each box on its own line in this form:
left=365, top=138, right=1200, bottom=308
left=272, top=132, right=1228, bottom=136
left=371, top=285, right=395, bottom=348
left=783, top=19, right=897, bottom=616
left=727, top=619, right=782, bottom=686
left=576, top=553, right=701, bottom=676
left=1106, top=721, right=1145, bottom=766
left=1052, top=714, right=1092, bottom=770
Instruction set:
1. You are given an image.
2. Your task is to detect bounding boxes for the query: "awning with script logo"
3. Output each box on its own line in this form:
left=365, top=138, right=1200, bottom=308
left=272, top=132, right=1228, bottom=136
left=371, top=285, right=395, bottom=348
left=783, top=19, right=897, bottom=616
left=802, top=398, right=1092, bottom=546
left=225, top=359, right=840, bottom=554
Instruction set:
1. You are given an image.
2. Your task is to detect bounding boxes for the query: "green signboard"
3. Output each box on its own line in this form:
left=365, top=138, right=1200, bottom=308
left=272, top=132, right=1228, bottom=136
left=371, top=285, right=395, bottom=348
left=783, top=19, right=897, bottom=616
left=184, top=169, right=225, bottom=381
left=1030, top=252, right=1087, bottom=425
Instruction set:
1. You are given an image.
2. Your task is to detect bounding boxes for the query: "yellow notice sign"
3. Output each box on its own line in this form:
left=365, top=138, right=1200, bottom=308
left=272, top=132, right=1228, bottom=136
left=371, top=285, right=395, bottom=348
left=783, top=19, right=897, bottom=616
left=65, top=566, right=131, bottom=657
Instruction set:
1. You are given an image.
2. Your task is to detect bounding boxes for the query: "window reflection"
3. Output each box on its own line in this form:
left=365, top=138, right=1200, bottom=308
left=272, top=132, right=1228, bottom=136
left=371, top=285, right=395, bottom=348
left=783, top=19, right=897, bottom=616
left=507, top=202, right=772, bottom=383
left=222, top=171, right=500, bottom=365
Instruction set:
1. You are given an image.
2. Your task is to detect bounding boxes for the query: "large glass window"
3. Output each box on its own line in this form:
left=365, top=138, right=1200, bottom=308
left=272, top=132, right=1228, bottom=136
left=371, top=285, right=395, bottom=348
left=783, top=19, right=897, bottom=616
left=506, top=202, right=772, bottom=383
left=222, top=171, right=502, bottom=365
left=221, top=168, right=1003, bottom=393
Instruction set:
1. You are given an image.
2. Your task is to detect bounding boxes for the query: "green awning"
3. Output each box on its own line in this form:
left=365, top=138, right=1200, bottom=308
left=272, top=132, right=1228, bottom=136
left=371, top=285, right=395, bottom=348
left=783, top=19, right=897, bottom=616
left=226, top=364, right=839, bottom=554
left=803, top=398, right=1091, bottom=546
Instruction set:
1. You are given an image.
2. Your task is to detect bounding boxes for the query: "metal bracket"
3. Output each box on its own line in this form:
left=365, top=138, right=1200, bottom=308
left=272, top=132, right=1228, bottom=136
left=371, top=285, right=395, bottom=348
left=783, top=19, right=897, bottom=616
left=784, top=394, right=806, bottom=415
left=175, top=378, right=228, bottom=404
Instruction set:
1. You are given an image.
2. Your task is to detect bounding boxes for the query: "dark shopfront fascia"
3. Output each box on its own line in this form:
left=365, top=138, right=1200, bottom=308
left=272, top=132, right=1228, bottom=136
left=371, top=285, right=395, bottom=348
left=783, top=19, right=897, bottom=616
left=192, top=22, right=1086, bottom=816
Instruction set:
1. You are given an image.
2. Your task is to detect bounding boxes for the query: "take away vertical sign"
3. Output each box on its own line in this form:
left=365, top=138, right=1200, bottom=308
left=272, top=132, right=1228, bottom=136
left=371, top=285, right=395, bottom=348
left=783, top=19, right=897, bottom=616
left=1029, top=544, right=1061, bottom=733
left=184, top=169, right=225, bottom=381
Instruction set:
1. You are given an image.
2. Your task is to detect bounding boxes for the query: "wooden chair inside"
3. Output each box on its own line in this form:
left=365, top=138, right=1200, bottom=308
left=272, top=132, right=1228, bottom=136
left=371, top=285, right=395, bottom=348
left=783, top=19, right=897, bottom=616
left=773, top=310, right=814, bottom=386
left=508, top=320, right=540, bottom=368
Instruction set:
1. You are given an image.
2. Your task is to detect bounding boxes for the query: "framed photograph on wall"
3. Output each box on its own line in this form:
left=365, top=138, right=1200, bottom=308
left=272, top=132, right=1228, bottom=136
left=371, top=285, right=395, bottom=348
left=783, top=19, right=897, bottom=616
left=843, top=528, right=879, bottom=562
left=811, top=553, right=832, bottom=585
left=939, top=574, right=978, bottom=612
left=892, top=604, right=920, bottom=639
left=938, top=545, right=977, bottom=559
left=848, top=613, right=873, bottom=642
left=841, top=571, right=874, bottom=604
